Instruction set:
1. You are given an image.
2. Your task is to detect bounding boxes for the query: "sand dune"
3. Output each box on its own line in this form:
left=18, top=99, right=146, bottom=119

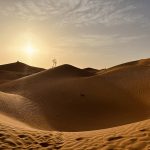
left=83, top=67, right=99, bottom=74
left=0, top=58, right=150, bottom=149
left=0, top=61, right=45, bottom=84
left=0, top=61, right=45, bottom=74
left=106, top=58, right=150, bottom=73
left=0, top=59, right=149, bottom=131
left=0, top=116, right=149, bottom=149
left=0, top=70, right=24, bottom=84
left=0, top=91, right=49, bottom=130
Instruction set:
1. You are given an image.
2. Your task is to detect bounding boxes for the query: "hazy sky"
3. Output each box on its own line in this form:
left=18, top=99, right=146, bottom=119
left=0, top=0, right=150, bottom=69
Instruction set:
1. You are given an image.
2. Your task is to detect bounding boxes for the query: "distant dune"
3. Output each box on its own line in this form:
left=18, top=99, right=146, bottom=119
left=83, top=67, right=99, bottom=74
left=107, top=58, right=150, bottom=72
left=0, top=70, right=24, bottom=84
left=0, top=61, right=45, bottom=74
left=0, top=58, right=150, bottom=149
left=0, top=61, right=45, bottom=84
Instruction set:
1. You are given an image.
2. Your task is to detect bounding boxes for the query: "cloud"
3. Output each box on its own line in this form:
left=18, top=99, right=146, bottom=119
left=50, top=32, right=147, bottom=53
left=0, top=0, right=149, bottom=53
left=0, top=0, right=145, bottom=26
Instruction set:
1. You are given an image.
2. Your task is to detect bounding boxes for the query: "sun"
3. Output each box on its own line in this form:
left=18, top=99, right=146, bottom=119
left=27, top=45, right=34, bottom=54
left=25, top=43, right=35, bottom=55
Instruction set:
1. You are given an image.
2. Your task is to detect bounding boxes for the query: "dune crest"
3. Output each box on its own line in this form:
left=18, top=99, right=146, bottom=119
left=0, top=61, right=45, bottom=74
left=0, top=62, right=45, bottom=85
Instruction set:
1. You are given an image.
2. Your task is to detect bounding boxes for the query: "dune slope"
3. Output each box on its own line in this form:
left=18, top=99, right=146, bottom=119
left=0, top=61, right=45, bottom=74
left=0, top=62, right=45, bottom=85
left=0, top=70, right=25, bottom=84
left=0, top=91, right=49, bottom=130
left=0, top=59, right=149, bottom=131
left=0, top=117, right=149, bottom=149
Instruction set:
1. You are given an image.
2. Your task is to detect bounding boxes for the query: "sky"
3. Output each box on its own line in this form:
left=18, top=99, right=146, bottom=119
left=0, top=0, right=150, bottom=69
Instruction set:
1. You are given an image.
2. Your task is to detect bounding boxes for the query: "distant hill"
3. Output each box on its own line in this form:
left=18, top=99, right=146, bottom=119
left=83, top=67, right=99, bottom=74
left=108, top=58, right=150, bottom=71
left=0, top=61, right=45, bottom=74
left=0, top=61, right=45, bottom=84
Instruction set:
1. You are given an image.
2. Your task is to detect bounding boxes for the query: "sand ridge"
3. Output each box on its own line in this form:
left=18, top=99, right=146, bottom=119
left=0, top=91, right=49, bottom=130
left=0, top=61, right=45, bottom=85
left=0, top=61, right=45, bottom=75
left=0, top=117, right=149, bottom=149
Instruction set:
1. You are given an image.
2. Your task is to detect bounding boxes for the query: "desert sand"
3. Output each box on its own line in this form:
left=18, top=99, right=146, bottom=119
left=0, top=62, right=44, bottom=85
left=0, top=58, right=150, bottom=149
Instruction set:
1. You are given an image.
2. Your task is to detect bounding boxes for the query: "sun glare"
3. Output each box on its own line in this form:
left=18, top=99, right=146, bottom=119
left=25, top=43, right=35, bottom=55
